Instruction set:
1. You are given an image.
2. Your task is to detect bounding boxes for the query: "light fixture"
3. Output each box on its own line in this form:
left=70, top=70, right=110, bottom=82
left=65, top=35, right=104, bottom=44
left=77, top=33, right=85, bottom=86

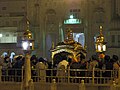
left=22, top=21, right=34, bottom=51
left=95, top=26, right=107, bottom=53
left=0, top=33, right=2, bottom=37
left=70, top=15, right=74, bottom=19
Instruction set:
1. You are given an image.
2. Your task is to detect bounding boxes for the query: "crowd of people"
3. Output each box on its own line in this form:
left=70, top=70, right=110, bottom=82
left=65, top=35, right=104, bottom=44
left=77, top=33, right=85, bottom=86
left=0, top=52, right=119, bottom=82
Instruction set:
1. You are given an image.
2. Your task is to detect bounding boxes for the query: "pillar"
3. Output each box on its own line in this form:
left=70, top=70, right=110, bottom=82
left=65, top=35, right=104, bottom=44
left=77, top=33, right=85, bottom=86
left=92, top=68, right=95, bottom=84
left=29, top=79, right=34, bottom=90
left=110, top=81, right=116, bottom=90
left=24, top=53, right=31, bottom=90
left=51, top=79, right=57, bottom=90
left=79, top=80, right=86, bottom=90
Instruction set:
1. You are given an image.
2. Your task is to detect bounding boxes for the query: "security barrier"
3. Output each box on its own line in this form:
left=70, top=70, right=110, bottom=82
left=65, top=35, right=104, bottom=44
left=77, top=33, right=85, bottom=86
left=0, top=67, right=119, bottom=85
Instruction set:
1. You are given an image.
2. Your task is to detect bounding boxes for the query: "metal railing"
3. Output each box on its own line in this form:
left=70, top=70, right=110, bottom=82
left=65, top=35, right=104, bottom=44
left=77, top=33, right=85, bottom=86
left=0, top=66, right=119, bottom=85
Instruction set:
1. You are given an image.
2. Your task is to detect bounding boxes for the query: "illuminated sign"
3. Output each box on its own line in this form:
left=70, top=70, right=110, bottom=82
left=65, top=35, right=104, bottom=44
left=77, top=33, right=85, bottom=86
left=64, top=19, right=81, bottom=24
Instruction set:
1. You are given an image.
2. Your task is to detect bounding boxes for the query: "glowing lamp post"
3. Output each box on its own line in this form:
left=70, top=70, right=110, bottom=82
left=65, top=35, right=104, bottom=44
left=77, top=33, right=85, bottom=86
left=95, top=26, right=106, bottom=53
left=22, top=39, right=34, bottom=51
left=22, top=20, right=34, bottom=90
left=22, top=22, right=34, bottom=51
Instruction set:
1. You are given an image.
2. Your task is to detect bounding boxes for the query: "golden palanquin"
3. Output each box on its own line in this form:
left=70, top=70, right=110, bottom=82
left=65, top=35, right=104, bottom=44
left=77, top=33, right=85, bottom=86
left=51, top=29, right=87, bottom=64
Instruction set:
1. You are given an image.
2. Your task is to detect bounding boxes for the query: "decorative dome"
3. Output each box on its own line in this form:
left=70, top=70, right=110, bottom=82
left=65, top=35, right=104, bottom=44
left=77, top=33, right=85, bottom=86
left=23, top=30, right=32, bottom=39
left=96, top=26, right=104, bottom=43
left=23, top=21, right=32, bottom=39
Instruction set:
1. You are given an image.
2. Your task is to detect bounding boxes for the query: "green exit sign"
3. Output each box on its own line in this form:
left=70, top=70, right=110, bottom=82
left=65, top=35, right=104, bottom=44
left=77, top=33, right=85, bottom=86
left=64, top=18, right=81, bottom=24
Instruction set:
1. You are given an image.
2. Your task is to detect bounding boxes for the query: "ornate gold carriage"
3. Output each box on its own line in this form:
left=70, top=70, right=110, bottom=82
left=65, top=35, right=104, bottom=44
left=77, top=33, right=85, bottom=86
left=51, top=29, right=87, bottom=65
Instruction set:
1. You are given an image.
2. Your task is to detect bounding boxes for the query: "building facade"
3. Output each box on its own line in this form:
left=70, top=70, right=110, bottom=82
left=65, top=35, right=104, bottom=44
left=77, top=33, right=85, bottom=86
left=0, top=0, right=27, bottom=55
left=0, top=0, right=120, bottom=59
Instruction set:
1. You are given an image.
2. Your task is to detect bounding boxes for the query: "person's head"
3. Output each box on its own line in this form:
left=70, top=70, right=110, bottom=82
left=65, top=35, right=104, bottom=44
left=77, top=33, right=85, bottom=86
left=38, top=57, right=44, bottom=62
left=67, top=56, right=72, bottom=64
left=30, top=55, right=37, bottom=61
left=91, top=55, right=98, bottom=60
left=16, top=56, right=22, bottom=61
left=4, top=56, right=9, bottom=63
left=112, top=55, right=119, bottom=62
left=80, top=53, right=85, bottom=60
left=104, top=55, right=110, bottom=62
left=99, top=53, right=105, bottom=59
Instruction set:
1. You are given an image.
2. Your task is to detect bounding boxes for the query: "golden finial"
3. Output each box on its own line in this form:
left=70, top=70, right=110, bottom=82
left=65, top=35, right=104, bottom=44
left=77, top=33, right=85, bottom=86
left=51, top=42, right=54, bottom=49
left=67, top=28, right=73, bottom=40
left=100, top=26, right=103, bottom=36
left=23, top=19, right=32, bottom=39
left=96, top=26, right=104, bottom=43
left=27, top=20, right=30, bottom=30
left=64, top=28, right=74, bottom=44
left=27, top=20, right=29, bottom=25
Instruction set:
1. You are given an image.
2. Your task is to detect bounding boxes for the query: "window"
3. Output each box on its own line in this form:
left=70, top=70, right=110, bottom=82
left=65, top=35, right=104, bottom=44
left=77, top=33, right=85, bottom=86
left=46, top=9, right=56, bottom=32
left=0, top=34, right=2, bottom=37
left=0, top=32, right=17, bottom=43
left=5, top=21, right=9, bottom=26
left=73, top=33, right=85, bottom=47
left=22, top=6, right=25, bottom=9
left=111, top=35, right=115, bottom=43
left=69, top=9, right=80, bottom=19
left=70, top=9, right=72, bottom=12
left=6, top=34, right=9, bottom=37
left=94, top=36, right=97, bottom=42
left=69, top=9, right=80, bottom=12
left=13, top=33, right=17, bottom=36
left=118, top=35, right=120, bottom=42
left=118, top=35, right=120, bottom=46
left=13, top=21, right=17, bottom=26
left=2, top=7, right=6, bottom=10
left=94, top=7, right=105, bottom=23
